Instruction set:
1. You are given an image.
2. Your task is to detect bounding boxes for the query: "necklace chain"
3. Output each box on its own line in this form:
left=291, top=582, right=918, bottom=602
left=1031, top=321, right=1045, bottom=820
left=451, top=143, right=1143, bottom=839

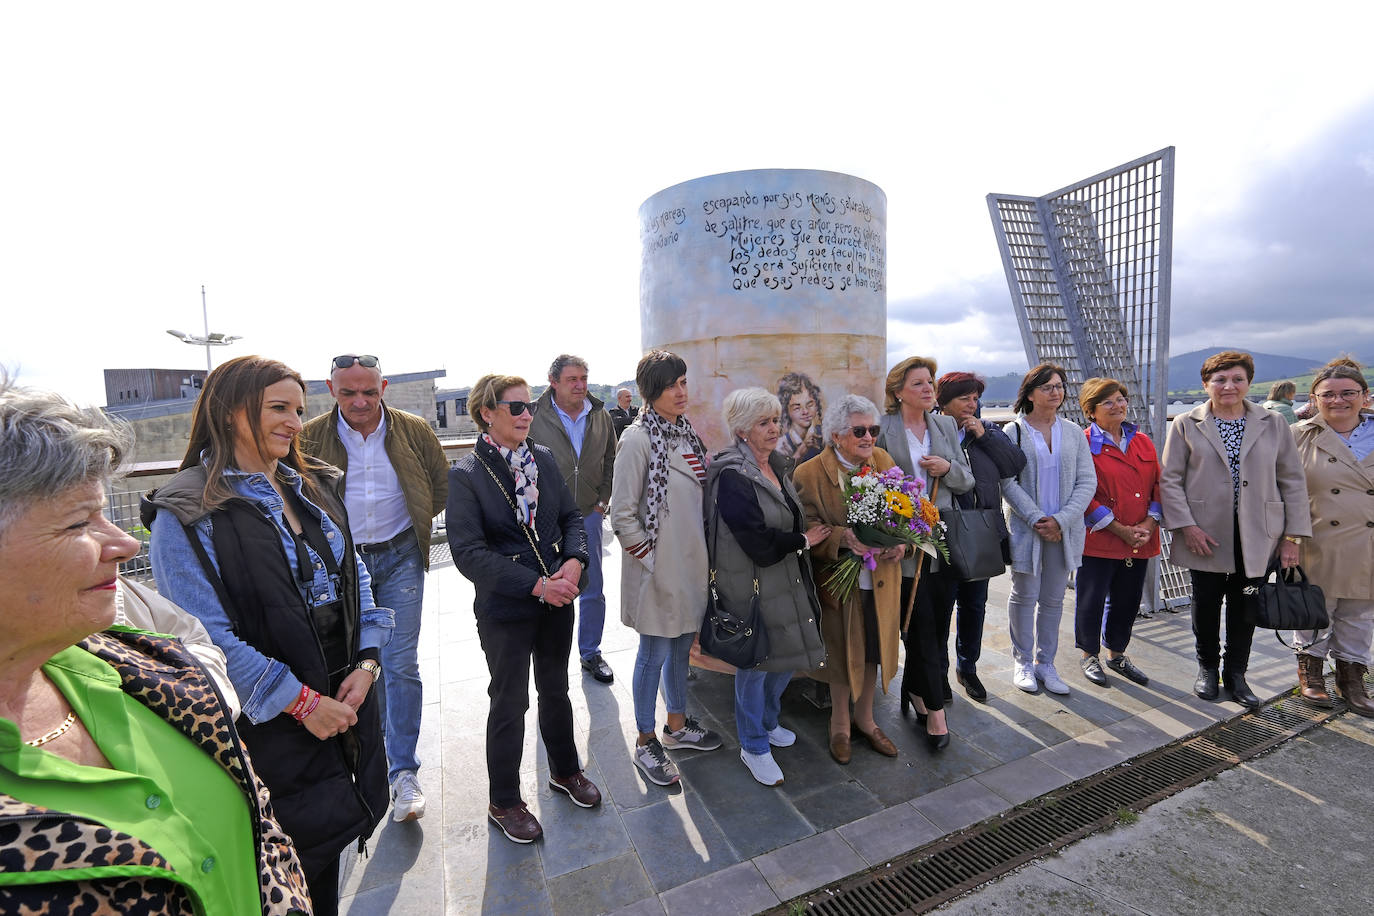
left=25, top=711, right=76, bottom=747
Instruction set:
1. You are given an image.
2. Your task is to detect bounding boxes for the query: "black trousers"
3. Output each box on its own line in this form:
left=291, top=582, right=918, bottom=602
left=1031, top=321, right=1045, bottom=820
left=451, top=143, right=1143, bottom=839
left=900, top=558, right=960, bottom=711
left=476, top=605, right=580, bottom=807
left=1075, top=555, right=1150, bottom=656
left=1189, top=517, right=1256, bottom=674
left=954, top=578, right=990, bottom=674
left=307, top=855, right=340, bottom=916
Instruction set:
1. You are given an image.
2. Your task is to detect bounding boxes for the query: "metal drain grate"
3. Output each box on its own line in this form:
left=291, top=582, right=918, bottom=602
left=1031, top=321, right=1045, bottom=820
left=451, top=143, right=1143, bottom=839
left=787, top=685, right=1354, bottom=916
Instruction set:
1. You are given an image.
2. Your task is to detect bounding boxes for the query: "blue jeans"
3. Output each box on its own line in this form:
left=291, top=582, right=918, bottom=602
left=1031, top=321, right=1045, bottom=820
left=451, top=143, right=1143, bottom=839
left=577, top=512, right=607, bottom=661
left=632, top=632, right=694, bottom=734
left=360, top=530, right=425, bottom=783
left=734, top=669, right=791, bottom=754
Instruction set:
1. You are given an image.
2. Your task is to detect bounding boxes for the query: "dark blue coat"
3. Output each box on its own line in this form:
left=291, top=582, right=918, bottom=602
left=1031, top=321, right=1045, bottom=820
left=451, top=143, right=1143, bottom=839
left=447, top=437, right=589, bottom=622
left=956, top=419, right=1027, bottom=541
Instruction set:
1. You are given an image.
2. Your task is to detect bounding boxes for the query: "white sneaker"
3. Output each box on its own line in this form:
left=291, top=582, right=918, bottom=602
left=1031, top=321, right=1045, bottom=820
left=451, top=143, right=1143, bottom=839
left=740, top=749, right=784, bottom=786
left=1035, top=663, right=1071, bottom=695
left=1013, top=663, right=1038, bottom=693
left=391, top=771, right=426, bottom=822
left=766, top=724, right=796, bottom=747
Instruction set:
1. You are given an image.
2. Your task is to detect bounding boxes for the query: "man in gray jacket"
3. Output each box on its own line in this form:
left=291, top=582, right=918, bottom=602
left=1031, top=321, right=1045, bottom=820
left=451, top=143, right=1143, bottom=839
left=529, top=354, right=618, bottom=683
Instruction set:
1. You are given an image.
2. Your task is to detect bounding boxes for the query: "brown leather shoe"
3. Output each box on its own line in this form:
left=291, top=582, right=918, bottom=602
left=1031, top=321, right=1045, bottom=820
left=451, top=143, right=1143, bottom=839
left=488, top=803, right=542, bottom=843
left=549, top=772, right=602, bottom=808
left=1334, top=660, right=1374, bottom=718
left=1298, top=654, right=1333, bottom=707
left=854, top=725, right=899, bottom=757
left=828, top=732, right=851, bottom=765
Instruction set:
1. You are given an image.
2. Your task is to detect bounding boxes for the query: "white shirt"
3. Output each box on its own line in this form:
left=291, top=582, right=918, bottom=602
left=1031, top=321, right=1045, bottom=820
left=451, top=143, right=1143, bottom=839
left=1026, top=421, right=1062, bottom=516
left=905, top=425, right=931, bottom=487
left=337, top=409, right=411, bottom=544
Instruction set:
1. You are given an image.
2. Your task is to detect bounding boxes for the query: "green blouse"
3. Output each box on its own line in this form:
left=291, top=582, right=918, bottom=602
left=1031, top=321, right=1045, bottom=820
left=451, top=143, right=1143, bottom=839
left=0, top=645, right=260, bottom=915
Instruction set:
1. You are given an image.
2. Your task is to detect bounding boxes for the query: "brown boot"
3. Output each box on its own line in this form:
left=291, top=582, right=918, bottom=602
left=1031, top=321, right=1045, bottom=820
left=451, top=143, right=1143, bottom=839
left=1298, top=654, right=1333, bottom=707
left=1333, top=660, right=1374, bottom=718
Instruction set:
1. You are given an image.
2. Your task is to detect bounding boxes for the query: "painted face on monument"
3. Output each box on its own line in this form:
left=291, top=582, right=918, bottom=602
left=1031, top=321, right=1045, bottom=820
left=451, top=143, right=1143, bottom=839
left=328, top=364, right=387, bottom=432
left=787, top=392, right=816, bottom=429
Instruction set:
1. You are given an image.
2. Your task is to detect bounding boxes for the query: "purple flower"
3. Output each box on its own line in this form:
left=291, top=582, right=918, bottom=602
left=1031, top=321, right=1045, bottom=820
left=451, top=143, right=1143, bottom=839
left=863, top=551, right=878, bottom=571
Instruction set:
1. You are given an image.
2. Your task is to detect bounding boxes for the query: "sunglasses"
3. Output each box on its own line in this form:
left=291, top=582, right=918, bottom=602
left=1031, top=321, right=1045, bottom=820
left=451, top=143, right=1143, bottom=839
left=849, top=425, right=881, bottom=439
left=496, top=400, right=534, bottom=416
left=332, top=354, right=380, bottom=370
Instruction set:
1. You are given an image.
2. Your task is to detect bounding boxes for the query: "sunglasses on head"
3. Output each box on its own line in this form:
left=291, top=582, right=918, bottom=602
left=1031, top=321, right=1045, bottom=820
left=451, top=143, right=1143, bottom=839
left=332, top=354, right=380, bottom=371
left=849, top=425, right=881, bottom=439
left=496, top=400, right=534, bottom=416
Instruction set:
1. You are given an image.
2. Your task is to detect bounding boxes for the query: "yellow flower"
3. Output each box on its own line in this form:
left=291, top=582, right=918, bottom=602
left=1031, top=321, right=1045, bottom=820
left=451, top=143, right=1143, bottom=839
left=885, top=491, right=914, bottom=518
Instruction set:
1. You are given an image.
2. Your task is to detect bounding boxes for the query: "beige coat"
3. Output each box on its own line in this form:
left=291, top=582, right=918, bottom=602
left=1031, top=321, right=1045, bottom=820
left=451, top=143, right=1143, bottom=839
left=1159, top=399, right=1312, bottom=577
left=611, top=423, right=709, bottom=638
left=1294, top=416, right=1374, bottom=599
left=793, top=446, right=903, bottom=696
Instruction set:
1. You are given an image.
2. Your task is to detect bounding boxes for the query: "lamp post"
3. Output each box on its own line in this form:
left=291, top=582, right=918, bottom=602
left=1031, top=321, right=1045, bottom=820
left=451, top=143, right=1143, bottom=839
left=166, top=285, right=242, bottom=372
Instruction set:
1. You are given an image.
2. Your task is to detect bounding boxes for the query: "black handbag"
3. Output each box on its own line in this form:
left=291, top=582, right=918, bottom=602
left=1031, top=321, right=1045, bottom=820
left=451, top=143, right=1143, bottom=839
left=1243, top=558, right=1329, bottom=649
left=943, top=488, right=1006, bottom=581
left=699, top=504, right=770, bottom=669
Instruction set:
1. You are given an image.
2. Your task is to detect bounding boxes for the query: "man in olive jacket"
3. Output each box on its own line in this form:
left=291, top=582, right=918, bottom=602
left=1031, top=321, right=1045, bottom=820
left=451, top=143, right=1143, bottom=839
left=528, top=354, right=618, bottom=684
left=300, top=354, right=449, bottom=823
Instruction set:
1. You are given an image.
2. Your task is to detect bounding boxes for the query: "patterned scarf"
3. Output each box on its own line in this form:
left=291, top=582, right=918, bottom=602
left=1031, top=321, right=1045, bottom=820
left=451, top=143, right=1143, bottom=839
left=483, top=433, right=539, bottom=528
left=640, top=405, right=707, bottom=549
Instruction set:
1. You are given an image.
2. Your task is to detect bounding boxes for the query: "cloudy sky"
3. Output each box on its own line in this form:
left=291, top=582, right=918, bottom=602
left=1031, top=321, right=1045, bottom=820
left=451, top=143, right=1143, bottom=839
left=3, top=3, right=1371, bottom=407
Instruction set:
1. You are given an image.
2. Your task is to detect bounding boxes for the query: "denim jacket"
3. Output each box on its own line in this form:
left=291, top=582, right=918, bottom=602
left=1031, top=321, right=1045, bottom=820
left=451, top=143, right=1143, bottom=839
left=148, top=462, right=393, bottom=725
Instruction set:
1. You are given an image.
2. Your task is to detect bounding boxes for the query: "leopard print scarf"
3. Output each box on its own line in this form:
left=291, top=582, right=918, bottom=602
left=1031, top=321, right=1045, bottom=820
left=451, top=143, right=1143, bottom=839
left=640, top=405, right=707, bottom=549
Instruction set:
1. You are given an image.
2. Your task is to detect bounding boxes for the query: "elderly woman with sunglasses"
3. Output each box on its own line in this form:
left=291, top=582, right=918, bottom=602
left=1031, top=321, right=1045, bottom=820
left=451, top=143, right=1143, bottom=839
left=1291, top=358, right=1374, bottom=715
left=446, top=374, right=599, bottom=844
left=794, top=394, right=905, bottom=764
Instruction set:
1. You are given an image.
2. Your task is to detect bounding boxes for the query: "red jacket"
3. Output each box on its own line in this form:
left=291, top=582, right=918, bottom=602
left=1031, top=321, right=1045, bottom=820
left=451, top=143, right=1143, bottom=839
left=1083, top=423, right=1162, bottom=561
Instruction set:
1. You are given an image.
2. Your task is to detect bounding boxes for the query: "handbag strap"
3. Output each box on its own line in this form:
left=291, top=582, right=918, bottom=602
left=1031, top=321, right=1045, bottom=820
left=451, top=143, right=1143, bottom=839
left=708, top=491, right=759, bottom=597
left=476, top=453, right=551, bottom=579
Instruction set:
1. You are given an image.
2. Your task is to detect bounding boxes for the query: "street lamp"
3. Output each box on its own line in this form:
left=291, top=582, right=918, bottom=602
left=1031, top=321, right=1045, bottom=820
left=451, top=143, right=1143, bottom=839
left=166, top=285, right=241, bottom=372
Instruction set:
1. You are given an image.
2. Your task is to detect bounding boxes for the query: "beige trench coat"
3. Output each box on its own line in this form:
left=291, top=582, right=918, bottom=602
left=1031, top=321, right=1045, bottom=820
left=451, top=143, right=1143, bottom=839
left=1294, top=415, right=1374, bottom=600
left=611, top=423, right=709, bottom=638
left=793, top=446, right=903, bottom=697
left=1159, top=399, right=1312, bottom=577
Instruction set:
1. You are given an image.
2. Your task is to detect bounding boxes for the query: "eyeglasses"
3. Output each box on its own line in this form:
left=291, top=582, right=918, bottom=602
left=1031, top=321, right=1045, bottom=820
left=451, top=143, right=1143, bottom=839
left=496, top=400, right=534, bottom=416
left=849, top=425, right=881, bottom=439
left=332, top=354, right=380, bottom=371
left=1097, top=397, right=1129, bottom=409
left=1316, top=389, right=1365, bottom=402
left=1037, top=383, right=1065, bottom=393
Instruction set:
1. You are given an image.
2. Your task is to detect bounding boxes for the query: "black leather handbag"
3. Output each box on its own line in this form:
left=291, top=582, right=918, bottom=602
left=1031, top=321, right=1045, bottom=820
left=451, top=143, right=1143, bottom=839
left=1243, top=558, right=1329, bottom=649
left=943, top=489, right=1006, bottom=581
left=699, top=505, right=770, bottom=669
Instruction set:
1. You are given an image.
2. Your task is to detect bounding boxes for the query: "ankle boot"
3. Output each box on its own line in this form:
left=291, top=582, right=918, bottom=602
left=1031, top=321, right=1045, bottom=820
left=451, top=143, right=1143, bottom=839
left=1222, top=671, right=1260, bottom=710
left=1297, top=654, right=1333, bottom=707
left=1193, top=666, right=1220, bottom=700
left=1334, top=660, right=1374, bottom=718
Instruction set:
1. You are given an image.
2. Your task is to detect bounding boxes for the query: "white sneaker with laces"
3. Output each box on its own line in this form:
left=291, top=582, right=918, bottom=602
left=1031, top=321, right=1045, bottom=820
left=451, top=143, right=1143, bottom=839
left=1013, top=663, right=1038, bottom=693
left=766, top=724, right=796, bottom=747
left=1035, top=663, right=1071, bottom=695
left=391, top=771, right=426, bottom=822
left=740, top=749, right=784, bottom=786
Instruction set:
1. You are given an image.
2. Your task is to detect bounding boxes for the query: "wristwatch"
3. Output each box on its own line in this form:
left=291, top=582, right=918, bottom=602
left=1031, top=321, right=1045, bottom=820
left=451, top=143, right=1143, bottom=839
left=354, top=659, right=383, bottom=680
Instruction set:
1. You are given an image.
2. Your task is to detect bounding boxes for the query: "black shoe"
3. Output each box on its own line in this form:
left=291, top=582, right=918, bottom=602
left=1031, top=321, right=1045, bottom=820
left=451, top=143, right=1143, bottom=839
left=1081, top=655, right=1109, bottom=687
left=1223, top=672, right=1261, bottom=710
left=956, top=670, right=987, bottom=701
left=900, top=692, right=927, bottom=725
left=1105, top=654, right=1149, bottom=686
left=925, top=730, right=950, bottom=752
left=1194, top=666, right=1220, bottom=701
left=581, top=654, right=614, bottom=684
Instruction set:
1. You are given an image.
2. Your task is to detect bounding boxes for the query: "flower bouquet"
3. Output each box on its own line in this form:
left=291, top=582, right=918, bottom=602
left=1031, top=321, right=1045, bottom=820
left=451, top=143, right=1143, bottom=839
left=821, top=465, right=947, bottom=602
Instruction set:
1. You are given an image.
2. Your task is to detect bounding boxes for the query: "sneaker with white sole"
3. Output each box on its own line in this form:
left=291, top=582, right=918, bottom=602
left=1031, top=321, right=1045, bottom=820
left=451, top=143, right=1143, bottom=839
left=391, top=771, right=426, bottom=822
left=661, top=717, right=722, bottom=752
left=1013, top=663, right=1038, bottom=693
left=1035, top=663, right=1071, bottom=695
left=633, top=738, right=680, bottom=786
left=766, top=724, right=796, bottom=747
left=740, top=749, right=784, bottom=786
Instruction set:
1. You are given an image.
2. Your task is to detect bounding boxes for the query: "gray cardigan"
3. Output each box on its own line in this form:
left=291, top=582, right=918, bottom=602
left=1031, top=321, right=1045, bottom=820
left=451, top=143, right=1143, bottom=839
left=1000, top=416, right=1097, bottom=576
left=876, top=411, right=974, bottom=575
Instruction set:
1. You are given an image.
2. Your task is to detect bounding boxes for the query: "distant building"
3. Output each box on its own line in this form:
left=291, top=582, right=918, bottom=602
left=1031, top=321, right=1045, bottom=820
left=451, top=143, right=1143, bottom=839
left=435, top=386, right=478, bottom=437
left=104, top=368, right=206, bottom=405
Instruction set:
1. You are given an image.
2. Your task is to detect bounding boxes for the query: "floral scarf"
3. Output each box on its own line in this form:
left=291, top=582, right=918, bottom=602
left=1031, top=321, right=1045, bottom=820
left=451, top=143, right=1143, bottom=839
left=640, top=405, right=707, bottom=549
left=483, top=433, right=539, bottom=528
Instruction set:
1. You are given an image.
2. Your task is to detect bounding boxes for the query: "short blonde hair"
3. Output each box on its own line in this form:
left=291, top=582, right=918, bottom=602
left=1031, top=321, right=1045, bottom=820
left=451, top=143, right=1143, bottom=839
left=468, top=374, right=528, bottom=432
left=722, top=387, right=782, bottom=438
left=884, top=356, right=938, bottom=414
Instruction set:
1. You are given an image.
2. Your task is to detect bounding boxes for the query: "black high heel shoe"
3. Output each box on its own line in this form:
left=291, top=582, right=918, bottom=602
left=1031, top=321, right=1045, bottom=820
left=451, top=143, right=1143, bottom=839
left=900, top=692, right=927, bottom=725
left=925, top=731, right=950, bottom=751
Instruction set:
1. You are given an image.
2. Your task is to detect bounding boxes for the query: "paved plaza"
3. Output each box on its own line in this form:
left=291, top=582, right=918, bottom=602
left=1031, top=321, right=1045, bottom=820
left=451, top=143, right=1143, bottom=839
left=339, top=534, right=1305, bottom=915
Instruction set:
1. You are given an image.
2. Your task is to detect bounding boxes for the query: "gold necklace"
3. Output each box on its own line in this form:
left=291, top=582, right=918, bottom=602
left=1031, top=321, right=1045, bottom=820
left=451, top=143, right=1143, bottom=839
left=25, top=711, right=76, bottom=747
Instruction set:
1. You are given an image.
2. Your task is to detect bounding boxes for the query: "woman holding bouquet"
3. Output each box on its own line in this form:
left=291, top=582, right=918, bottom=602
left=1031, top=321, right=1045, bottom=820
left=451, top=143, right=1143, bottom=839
left=794, top=394, right=905, bottom=764
left=876, top=357, right=973, bottom=751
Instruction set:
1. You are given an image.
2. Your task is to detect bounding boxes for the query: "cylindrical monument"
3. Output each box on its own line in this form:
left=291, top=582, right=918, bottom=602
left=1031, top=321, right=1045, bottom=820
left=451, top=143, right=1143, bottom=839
left=639, top=169, right=887, bottom=451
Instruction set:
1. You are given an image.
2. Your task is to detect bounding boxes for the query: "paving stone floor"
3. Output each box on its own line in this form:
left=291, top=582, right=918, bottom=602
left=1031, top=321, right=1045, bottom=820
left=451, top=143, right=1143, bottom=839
left=339, top=538, right=1303, bottom=915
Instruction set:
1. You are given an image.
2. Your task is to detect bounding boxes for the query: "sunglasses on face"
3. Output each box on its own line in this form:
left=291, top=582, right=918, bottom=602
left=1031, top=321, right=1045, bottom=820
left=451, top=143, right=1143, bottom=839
left=496, top=400, right=534, bottom=416
left=849, top=425, right=881, bottom=439
left=332, top=354, right=380, bottom=370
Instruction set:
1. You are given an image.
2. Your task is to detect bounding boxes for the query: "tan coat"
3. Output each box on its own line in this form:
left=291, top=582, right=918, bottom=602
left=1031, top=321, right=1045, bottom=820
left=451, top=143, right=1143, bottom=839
left=793, top=446, right=903, bottom=696
left=611, top=424, right=709, bottom=638
left=1294, top=416, right=1374, bottom=599
left=1159, top=399, right=1312, bottom=577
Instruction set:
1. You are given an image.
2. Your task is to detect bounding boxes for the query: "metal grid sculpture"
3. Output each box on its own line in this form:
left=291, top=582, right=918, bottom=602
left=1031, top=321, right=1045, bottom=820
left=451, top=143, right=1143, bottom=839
left=988, top=148, right=1189, bottom=607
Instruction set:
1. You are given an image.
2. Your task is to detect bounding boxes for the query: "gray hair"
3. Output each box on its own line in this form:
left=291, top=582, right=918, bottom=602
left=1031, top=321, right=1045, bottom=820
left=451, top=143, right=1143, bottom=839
left=822, top=393, right=880, bottom=445
left=547, top=354, right=589, bottom=384
left=721, top=387, right=783, bottom=438
left=0, top=372, right=132, bottom=537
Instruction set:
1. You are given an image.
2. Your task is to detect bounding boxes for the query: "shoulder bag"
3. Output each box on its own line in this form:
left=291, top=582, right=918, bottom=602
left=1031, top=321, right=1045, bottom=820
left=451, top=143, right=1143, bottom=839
left=699, top=501, right=770, bottom=669
left=1243, top=557, right=1329, bottom=650
left=942, top=458, right=1006, bottom=582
